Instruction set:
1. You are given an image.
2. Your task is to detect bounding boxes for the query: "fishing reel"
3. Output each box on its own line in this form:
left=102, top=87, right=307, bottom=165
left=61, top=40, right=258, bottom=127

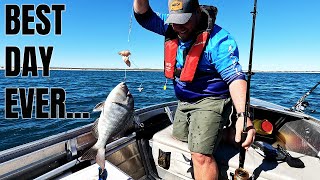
left=293, top=100, right=317, bottom=113
left=230, top=168, right=250, bottom=180
left=293, top=101, right=309, bottom=112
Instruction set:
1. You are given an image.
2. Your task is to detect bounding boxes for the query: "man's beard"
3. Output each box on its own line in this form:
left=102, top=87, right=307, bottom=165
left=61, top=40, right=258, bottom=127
left=178, top=31, right=197, bottom=42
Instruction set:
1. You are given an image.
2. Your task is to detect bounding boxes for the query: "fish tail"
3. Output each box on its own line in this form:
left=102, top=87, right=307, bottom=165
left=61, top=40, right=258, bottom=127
left=80, top=145, right=99, bottom=161
left=96, top=148, right=106, bottom=170
left=81, top=146, right=106, bottom=169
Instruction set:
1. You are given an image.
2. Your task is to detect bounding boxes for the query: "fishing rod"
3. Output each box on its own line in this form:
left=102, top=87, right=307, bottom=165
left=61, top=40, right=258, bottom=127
left=233, top=0, right=258, bottom=179
left=290, top=81, right=320, bottom=112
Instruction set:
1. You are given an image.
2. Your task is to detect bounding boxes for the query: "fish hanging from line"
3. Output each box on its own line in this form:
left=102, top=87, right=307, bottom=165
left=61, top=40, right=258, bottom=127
left=80, top=82, right=134, bottom=170
left=118, top=50, right=131, bottom=67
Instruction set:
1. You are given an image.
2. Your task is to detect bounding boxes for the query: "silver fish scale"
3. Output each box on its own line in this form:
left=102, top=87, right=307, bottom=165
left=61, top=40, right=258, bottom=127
left=100, top=101, right=132, bottom=141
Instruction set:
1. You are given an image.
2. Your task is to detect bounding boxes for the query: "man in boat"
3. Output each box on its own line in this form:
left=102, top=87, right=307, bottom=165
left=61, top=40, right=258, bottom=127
left=133, top=0, right=256, bottom=179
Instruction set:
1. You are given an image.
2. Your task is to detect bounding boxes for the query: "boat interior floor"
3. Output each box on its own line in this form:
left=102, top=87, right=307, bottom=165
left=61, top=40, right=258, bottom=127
left=55, top=160, right=132, bottom=180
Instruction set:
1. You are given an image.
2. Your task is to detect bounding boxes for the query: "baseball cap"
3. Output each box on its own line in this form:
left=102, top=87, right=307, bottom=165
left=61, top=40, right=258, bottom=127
left=165, top=0, right=200, bottom=24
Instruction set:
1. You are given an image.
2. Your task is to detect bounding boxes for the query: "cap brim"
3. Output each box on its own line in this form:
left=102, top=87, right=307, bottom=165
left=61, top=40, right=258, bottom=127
left=165, top=13, right=192, bottom=24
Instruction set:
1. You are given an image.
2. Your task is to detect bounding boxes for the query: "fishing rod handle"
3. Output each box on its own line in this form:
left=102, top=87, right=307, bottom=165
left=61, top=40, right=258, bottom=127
left=239, top=131, right=248, bottom=169
left=235, top=132, right=250, bottom=180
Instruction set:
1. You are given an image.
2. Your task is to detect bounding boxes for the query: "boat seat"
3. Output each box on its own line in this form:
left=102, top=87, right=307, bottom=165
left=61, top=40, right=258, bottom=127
left=150, top=125, right=193, bottom=179
left=150, top=124, right=320, bottom=180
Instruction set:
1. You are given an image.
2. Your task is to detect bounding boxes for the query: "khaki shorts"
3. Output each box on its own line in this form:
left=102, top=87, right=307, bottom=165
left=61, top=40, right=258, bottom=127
left=172, top=97, right=232, bottom=154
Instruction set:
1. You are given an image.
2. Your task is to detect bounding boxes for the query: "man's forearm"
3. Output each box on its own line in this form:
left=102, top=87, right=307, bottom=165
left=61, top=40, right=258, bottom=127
left=133, top=0, right=150, bottom=14
left=229, top=79, right=255, bottom=146
left=229, top=79, right=247, bottom=113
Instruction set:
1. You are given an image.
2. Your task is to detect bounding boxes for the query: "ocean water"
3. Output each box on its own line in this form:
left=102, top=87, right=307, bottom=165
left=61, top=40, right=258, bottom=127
left=0, top=70, right=319, bottom=151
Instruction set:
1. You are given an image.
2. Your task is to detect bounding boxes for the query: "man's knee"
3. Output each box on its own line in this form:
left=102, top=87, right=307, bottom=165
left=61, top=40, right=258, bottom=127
left=191, top=152, right=214, bottom=165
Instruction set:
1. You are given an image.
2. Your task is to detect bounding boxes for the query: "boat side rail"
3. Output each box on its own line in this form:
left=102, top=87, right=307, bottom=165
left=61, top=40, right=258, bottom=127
left=0, top=141, right=67, bottom=179
left=251, top=98, right=311, bottom=119
left=0, top=132, right=137, bottom=179
left=0, top=126, right=97, bottom=179
left=135, top=101, right=177, bottom=118
left=34, top=133, right=137, bottom=180
left=0, top=124, right=93, bottom=163
left=135, top=101, right=177, bottom=124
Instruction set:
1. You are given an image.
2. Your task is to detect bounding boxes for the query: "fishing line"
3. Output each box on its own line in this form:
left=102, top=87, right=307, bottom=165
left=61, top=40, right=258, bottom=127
left=128, top=11, right=133, bottom=43
left=120, top=7, right=133, bottom=83
left=163, top=78, right=168, bottom=90
left=126, top=6, right=133, bottom=83
left=125, top=8, right=145, bottom=92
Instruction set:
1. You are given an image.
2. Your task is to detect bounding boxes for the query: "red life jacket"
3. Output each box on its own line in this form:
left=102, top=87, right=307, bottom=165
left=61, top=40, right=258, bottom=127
left=164, top=6, right=216, bottom=82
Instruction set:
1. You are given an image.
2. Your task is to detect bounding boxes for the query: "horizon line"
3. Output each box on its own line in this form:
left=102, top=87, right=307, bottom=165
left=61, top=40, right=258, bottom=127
left=0, top=66, right=319, bottom=73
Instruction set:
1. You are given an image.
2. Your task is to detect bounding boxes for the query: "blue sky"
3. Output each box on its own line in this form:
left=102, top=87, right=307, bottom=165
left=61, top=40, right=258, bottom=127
left=1, top=0, right=319, bottom=71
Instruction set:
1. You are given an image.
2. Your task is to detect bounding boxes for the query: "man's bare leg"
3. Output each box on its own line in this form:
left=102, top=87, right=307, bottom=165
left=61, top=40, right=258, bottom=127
left=192, top=152, right=218, bottom=180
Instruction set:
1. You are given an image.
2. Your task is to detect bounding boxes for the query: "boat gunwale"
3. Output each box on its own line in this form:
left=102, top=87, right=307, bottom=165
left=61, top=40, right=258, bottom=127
left=0, top=98, right=317, bottom=161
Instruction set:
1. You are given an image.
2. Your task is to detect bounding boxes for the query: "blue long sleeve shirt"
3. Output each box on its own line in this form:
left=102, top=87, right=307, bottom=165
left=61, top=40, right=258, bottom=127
left=135, top=8, right=246, bottom=101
